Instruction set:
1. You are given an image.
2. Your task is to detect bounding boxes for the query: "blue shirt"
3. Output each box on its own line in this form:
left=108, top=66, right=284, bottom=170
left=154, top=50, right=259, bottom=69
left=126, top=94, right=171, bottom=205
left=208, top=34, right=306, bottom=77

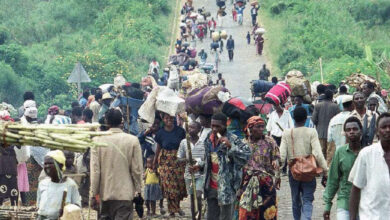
left=155, top=126, right=186, bottom=150
left=288, top=104, right=313, bottom=127
left=79, top=97, right=87, bottom=108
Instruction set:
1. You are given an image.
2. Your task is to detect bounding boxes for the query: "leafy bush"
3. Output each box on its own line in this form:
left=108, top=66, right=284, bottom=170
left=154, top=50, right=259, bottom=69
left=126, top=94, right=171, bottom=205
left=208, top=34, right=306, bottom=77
left=260, top=0, right=390, bottom=87
left=0, top=0, right=174, bottom=117
left=0, top=62, right=23, bottom=105
left=270, top=2, right=287, bottom=15
left=350, top=1, right=390, bottom=26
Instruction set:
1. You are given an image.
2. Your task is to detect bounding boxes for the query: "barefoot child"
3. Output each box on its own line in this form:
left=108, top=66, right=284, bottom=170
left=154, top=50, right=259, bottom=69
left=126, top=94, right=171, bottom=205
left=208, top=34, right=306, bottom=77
left=144, top=156, right=163, bottom=217
left=37, top=150, right=81, bottom=219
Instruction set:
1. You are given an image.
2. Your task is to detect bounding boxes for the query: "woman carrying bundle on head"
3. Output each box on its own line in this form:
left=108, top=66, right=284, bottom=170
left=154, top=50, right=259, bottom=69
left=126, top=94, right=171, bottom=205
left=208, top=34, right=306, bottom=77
left=153, top=113, right=187, bottom=217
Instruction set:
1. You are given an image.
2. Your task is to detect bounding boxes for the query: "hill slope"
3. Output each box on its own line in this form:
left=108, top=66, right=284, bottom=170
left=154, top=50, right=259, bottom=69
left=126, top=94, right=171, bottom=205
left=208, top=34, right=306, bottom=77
left=0, top=0, right=174, bottom=114
left=259, top=0, right=390, bottom=87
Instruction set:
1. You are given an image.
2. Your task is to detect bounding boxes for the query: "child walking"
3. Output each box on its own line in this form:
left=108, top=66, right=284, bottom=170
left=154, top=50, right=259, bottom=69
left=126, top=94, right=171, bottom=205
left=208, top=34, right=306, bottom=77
left=246, top=31, right=251, bottom=44
left=144, top=156, right=163, bottom=217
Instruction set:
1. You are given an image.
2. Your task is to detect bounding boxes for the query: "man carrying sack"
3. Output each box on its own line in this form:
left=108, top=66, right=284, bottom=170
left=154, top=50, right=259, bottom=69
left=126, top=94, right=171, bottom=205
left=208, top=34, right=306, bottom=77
left=279, top=106, right=328, bottom=220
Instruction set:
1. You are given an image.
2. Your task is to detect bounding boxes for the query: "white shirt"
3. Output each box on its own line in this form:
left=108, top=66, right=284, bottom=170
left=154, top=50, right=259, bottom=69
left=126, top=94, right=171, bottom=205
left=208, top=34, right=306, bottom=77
left=327, top=111, right=351, bottom=148
left=37, top=178, right=81, bottom=219
left=348, top=143, right=390, bottom=219
left=369, top=92, right=388, bottom=114
left=148, top=61, right=160, bottom=74
left=266, top=110, right=294, bottom=137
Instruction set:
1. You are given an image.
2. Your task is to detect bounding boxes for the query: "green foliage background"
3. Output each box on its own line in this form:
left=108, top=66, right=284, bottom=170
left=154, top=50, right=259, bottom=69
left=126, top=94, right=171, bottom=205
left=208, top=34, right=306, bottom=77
left=260, top=0, right=390, bottom=87
left=0, top=0, right=173, bottom=116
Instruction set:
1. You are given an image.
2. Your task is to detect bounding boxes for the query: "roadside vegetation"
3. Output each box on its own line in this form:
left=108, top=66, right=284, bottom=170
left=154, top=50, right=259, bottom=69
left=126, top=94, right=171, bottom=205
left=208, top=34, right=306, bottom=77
left=0, top=0, right=174, bottom=115
left=259, top=0, right=390, bottom=87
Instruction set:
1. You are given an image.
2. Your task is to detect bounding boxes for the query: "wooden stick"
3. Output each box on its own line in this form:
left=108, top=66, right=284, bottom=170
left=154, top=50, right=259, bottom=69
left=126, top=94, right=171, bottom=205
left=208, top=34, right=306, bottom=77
left=59, top=190, right=68, bottom=220
left=183, top=115, right=199, bottom=216
left=319, top=57, right=324, bottom=83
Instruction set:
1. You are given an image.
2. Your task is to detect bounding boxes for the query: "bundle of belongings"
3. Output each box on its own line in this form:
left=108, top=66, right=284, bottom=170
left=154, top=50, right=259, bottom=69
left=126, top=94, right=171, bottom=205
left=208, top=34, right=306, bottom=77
left=285, top=70, right=312, bottom=103
left=185, top=86, right=229, bottom=115
left=346, top=73, right=381, bottom=92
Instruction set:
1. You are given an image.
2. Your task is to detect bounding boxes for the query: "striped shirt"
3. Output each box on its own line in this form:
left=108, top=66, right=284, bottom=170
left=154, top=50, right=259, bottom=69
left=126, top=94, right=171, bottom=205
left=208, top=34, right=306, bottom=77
left=177, top=139, right=205, bottom=179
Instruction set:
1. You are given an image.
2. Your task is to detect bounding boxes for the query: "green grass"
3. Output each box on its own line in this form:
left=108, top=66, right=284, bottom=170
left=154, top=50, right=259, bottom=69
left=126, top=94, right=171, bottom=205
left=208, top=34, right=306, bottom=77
left=259, top=0, right=390, bottom=87
left=0, top=0, right=178, bottom=116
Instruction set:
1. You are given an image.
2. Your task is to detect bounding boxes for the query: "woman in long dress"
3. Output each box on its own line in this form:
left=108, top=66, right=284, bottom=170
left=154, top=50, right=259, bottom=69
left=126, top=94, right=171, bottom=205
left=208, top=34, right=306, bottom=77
left=153, top=113, right=187, bottom=217
left=237, top=116, right=280, bottom=220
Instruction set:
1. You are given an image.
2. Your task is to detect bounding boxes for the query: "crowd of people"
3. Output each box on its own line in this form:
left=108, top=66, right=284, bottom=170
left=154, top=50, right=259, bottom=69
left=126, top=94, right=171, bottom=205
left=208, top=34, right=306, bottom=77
left=2, top=77, right=390, bottom=220
left=0, top=1, right=389, bottom=220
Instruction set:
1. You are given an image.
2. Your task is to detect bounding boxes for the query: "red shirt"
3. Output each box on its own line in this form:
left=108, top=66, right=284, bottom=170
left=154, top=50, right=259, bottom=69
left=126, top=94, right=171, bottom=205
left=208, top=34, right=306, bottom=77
left=209, top=133, right=219, bottom=189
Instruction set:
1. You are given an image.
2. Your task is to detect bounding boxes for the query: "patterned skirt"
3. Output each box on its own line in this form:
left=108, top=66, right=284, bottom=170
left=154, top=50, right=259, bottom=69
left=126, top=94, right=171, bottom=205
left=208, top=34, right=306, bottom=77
left=25, top=158, right=42, bottom=206
left=238, top=170, right=277, bottom=220
left=157, top=149, right=187, bottom=201
left=0, top=174, right=18, bottom=201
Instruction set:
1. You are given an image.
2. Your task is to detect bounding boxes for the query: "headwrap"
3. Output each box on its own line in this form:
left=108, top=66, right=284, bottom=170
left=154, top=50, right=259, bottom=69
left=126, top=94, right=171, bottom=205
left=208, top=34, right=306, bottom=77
left=24, top=107, right=38, bottom=118
left=46, top=150, right=66, bottom=171
left=23, top=100, right=36, bottom=109
left=23, top=100, right=38, bottom=118
left=381, top=89, right=388, bottom=97
left=245, top=116, right=265, bottom=135
left=48, top=105, right=59, bottom=116
left=0, top=110, right=13, bottom=121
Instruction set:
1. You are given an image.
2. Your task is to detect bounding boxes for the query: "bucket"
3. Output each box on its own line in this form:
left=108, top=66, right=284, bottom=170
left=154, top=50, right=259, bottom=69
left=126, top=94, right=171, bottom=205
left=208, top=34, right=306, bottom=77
left=265, top=82, right=291, bottom=106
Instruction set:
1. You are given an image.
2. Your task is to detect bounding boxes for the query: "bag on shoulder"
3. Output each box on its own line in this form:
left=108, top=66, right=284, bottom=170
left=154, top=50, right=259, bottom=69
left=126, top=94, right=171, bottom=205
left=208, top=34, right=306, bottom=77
left=288, top=129, right=323, bottom=182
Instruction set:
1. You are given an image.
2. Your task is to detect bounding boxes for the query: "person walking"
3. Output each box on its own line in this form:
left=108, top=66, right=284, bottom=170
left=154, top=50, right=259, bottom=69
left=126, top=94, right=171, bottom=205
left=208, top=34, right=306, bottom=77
left=198, top=48, right=208, bottom=65
left=266, top=103, right=294, bottom=146
left=232, top=4, right=237, bottom=22
left=89, top=92, right=102, bottom=123
left=348, top=113, right=390, bottom=219
left=335, top=85, right=349, bottom=111
left=235, top=4, right=245, bottom=25
left=362, top=81, right=388, bottom=114
left=219, top=39, right=224, bottom=53
left=326, top=95, right=354, bottom=165
left=280, top=107, right=328, bottom=220
left=208, top=18, right=216, bottom=38
left=226, top=35, right=235, bottom=62
left=255, top=34, right=264, bottom=55
left=267, top=103, right=294, bottom=174
left=177, top=121, right=205, bottom=220
left=312, top=90, right=340, bottom=160
left=259, top=64, right=270, bottom=81
left=323, top=117, right=362, bottom=220
left=216, top=73, right=226, bottom=87
left=349, top=92, right=378, bottom=147
left=202, top=113, right=251, bottom=220
left=288, top=96, right=313, bottom=128
left=246, top=32, right=251, bottom=44
left=153, top=113, right=187, bottom=217
left=149, top=58, right=160, bottom=76
left=237, top=116, right=280, bottom=220
left=143, top=156, right=163, bottom=217
left=90, top=109, right=143, bottom=219
left=250, top=4, right=259, bottom=26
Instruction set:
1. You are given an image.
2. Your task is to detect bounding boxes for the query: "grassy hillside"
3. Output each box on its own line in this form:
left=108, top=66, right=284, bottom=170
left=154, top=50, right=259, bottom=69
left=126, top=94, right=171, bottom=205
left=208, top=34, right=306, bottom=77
left=259, top=0, right=390, bottom=88
left=0, top=0, right=175, bottom=114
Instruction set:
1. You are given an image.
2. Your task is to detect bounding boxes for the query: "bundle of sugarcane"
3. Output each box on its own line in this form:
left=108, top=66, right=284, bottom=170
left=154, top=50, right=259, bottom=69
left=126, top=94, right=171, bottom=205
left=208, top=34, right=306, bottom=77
left=346, top=73, right=381, bottom=91
left=0, top=123, right=111, bottom=153
left=0, top=206, right=37, bottom=219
